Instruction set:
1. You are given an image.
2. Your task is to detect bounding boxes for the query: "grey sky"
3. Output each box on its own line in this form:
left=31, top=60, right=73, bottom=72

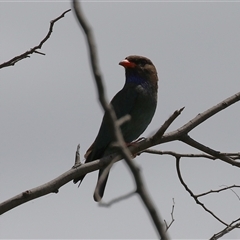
left=1, top=1, right=240, bottom=239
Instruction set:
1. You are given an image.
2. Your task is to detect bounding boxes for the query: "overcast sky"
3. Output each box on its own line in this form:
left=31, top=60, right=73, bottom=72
left=1, top=1, right=240, bottom=239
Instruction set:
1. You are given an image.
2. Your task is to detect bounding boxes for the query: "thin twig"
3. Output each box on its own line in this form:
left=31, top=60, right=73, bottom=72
left=0, top=9, right=71, bottom=69
left=142, top=149, right=216, bottom=159
left=175, top=156, right=228, bottom=226
left=142, top=149, right=240, bottom=161
left=219, top=185, right=240, bottom=201
left=196, top=185, right=240, bottom=198
left=164, top=198, right=175, bottom=231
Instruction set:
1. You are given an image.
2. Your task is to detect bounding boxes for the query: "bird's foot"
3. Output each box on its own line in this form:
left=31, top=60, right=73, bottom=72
left=126, top=137, right=146, bottom=147
left=126, top=137, right=146, bottom=158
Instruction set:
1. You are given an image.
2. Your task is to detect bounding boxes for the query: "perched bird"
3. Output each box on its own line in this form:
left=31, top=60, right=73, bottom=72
left=74, top=55, right=158, bottom=201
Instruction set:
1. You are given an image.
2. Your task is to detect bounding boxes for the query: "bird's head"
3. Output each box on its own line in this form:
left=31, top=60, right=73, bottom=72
left=119, top=55, right=158, bottom=89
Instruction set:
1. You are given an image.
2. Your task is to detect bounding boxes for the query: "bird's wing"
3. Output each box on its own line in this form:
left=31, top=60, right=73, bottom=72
left=111, top=84, right=140, bottom=119
left=85, top=85, right=140, bottom=162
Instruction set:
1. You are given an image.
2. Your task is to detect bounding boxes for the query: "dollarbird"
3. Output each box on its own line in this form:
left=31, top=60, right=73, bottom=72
left=74, top=55, right=158, bottom=201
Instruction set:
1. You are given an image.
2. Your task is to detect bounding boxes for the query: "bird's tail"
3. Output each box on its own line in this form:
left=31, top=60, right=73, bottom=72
left=93, top=168, right=109, bottom=202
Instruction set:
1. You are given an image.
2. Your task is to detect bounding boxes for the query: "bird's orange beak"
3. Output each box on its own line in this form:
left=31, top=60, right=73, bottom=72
left=119, top=59, right=136, bottom=68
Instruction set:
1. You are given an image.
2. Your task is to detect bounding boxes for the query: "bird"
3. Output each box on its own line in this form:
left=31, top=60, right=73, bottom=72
left=74, top=55, right=158, bottom=201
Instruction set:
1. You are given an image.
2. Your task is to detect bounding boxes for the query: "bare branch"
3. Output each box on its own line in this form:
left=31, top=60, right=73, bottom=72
left=72, top=1, right=169, bottom=239
left=128, top=107, right=185, bottom=156
left=72, top=1, right=106, bottom=108
left=0, top=9, right=71, bottom=69
left=161, top=92, right=240, bottom=143
left=0, top=158, right=103, bottom=215
left=210, top=220, right=240, bottom=240
left=175, top=156, right=228, bottom=226
left=142, top=149, right=216, bottom=160
left=181, top=134, right=240, bottom=167
left=119, top=144, right=169, bottom=240
left=0, top=106, right=182, bottom=216
left=143, top=149, right=240, bottom=161
left=196, top=185, right=240, bottom=198
left=135, top=92, right=240, bottom=169
left=164, top=198, right=175, bottom=231
left=219, top=185, right=240, bottom=201
left=151, top=107, right=185, bottom=145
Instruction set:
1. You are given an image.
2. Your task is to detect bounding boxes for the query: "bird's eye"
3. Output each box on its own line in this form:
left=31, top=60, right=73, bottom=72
left=139, top=59, right=148, bottom=66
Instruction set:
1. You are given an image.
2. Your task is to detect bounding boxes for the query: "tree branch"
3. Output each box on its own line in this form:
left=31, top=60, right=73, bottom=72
left=175, top=156, right=228, bottom=226
left=160, top=92, right=240, bottom=143
left=210, top=220, right=240, bottom=240
left=143, top=149, right=240, bottom=161
left=0, top=109, right=183, bottom=216
left=164, top=198, right=175, bottom=231
left=196, top=185, right=240, bottom=198
left=0, top=9, right=71, bottom=69
left=180, top=134, right=240, bottom=167
left=72, top=1, right=169, bottom=239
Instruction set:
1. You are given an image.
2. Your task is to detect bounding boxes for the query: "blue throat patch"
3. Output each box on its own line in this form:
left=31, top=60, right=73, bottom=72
left=126, top=72, right=149, bottom=89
